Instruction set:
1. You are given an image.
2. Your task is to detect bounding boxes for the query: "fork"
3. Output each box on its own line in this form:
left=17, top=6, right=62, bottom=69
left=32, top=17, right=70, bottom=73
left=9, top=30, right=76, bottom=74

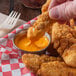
left=0, top=11, right=21, bottom=29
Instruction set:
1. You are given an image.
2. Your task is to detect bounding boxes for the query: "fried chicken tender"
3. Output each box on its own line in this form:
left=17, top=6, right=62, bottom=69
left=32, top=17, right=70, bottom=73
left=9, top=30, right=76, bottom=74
left=27, top=0, right=55, bottom=40
left=22, top=54, right=62, bottom=73
left=52, top=22, right=76, bottom=67
left=37, top=61, right=76, bottom=76
left=27, top=11, right=55, bottom=40
left=41, top=0, right=51, bottom=13
left=63, top=44, right=76, bottom=68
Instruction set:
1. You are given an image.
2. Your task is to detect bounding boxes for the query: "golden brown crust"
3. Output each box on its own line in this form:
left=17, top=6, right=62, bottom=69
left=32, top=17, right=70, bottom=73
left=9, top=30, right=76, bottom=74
left=70, top=19, right=76, bottom=29
left=52, top=22, right=76, bottom=67
left=27, top=11, right=56, bottom=40
left=22, top=54, right=40, bottom=73
left=41, top=0, right=51, bottom=13
left=22, top=54, right=62, bottom=73
left=37, top=61, right=76, bottom=76
left=52, top=23, right=76, bottom=55
left=63, top=44, right=76, bottom=67
left=27, top=0, right=56, bottom=41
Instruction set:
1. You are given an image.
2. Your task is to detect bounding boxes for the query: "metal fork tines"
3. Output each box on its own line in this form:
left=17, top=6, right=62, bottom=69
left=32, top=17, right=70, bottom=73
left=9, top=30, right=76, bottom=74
left=0, top=11, right=21, bottom=29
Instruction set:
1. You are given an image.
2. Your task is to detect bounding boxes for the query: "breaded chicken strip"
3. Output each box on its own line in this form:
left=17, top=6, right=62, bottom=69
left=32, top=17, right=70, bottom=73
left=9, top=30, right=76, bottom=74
left=41, top=0, right=51, bottom=13
left=27, top=11, right=55, bottom=40
left=27, top=0, right=55, bottom=40
left=22, top=54, right=62, bottom=73
left=52, top=23, right=76, bottom=67
left=63, top=44, right=76, bottom=68
left=37, top=61, right=76, bottom=76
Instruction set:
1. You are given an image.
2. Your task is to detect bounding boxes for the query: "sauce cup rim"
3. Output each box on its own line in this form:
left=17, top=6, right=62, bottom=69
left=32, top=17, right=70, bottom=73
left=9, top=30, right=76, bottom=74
left=13, top=30, right=51, bottom=54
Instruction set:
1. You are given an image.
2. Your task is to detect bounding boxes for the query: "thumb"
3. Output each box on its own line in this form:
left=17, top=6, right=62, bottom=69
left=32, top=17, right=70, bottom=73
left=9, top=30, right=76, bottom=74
left=49, top=1, right=76, bottom=21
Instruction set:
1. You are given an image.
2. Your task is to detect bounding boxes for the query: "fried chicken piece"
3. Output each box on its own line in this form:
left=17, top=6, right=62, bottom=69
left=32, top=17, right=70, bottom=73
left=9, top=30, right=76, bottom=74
left=70, top=19, right=76, bottom=30
left=37, top=61, right=76, bottom=76
left=52, top=22, right=76, bottom=67
left=27, top=0, right=55, bottom=40
left=27, top=11, right=55, bottom=40
left=22, top=54, right=62, bottom=73
left=63, top=44, right=76, bottom=68
left=41, top=0, right=51, bottom=13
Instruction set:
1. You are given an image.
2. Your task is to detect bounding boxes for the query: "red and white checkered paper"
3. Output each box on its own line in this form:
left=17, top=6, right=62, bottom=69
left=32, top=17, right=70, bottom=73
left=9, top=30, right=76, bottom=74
left=0, top=17, right=37, bottom=76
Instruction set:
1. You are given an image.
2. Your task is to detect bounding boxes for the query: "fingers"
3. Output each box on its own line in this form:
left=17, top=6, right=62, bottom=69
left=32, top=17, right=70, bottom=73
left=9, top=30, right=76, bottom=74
left=48, top=0, right=67, bottom=10
left=49, top=1, right=76, bottom=21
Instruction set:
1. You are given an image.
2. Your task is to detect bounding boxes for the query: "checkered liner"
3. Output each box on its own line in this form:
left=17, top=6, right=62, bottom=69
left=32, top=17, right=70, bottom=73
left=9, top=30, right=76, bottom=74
left=0, top=17, right=37, bottom=76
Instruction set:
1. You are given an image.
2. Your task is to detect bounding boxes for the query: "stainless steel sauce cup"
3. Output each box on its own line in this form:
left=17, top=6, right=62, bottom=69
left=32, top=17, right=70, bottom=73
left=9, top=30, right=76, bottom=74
left=13, top=30, right=51, bottom=54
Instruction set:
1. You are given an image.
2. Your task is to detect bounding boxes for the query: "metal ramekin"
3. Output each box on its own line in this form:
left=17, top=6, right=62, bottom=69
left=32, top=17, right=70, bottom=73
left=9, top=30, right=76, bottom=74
left=13, top=29, right=51, bottom=54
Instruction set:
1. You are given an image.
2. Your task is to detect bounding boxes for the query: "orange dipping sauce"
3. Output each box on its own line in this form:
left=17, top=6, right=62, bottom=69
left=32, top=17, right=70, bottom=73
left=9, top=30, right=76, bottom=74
left=15, top=36, right=49, bottom=52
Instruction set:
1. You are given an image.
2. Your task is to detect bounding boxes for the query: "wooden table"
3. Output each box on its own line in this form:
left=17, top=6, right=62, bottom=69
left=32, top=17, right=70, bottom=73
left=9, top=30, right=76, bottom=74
left=0, top=0, right=41, bottom=21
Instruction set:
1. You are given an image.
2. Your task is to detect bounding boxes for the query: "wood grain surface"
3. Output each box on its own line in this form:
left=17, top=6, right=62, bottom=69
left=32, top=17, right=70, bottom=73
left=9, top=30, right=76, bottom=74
left=0, top=0, right=41, bottom=21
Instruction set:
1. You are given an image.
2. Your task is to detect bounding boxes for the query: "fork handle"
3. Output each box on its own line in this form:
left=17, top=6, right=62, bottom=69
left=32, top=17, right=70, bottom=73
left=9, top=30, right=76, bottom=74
left=9, top=0, right=14, bottom=13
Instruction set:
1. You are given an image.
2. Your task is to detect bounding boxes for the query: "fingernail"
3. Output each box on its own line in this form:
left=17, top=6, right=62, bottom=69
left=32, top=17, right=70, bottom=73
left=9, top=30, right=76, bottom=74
left=49, top=8, right=59, bottom=19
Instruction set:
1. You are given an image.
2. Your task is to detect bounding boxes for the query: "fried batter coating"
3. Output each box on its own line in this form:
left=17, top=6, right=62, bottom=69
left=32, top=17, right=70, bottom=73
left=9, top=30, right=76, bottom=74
left=41, top=0, right=51, bottom=13
left=52, top=22, right=76, bottom=67
left=37, top=61, right=76, bottom=76
left=27, top=11, right=55, bottom=40
left=22, top=54, right=62, bottom=73
left=70, top=19, right=76, bottom=30
left=63, top=44, right=76, bottom=68
left=27, top=0, right=55, bottom=40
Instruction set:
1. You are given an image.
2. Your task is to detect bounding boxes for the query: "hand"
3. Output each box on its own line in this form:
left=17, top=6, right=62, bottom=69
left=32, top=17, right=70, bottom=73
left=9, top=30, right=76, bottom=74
left=48, top=0, right=76, bottom=21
